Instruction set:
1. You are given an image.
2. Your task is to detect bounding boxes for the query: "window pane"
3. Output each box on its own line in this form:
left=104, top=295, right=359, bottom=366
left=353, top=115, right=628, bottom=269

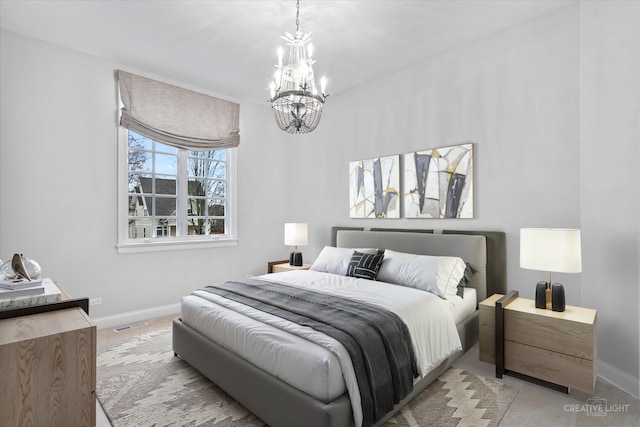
left=154, top=218, right=176, bottom=237
left=128, top=173, right=140, bottom=193
left=155, top=152, right=177, bottom=175
left=188, top=180, right=225, bottom=211
left=155, top=176, right=177, bottom=195
left=187, top=155, right=209, bottom=179
left=186, top=199, right=225, bottom=217
left=188, top=219, right=225, bottom=236
left=155, top=143, right=177, bottom=155
left=209, top=161, right=226, bottom=180
left=187, top=179, right=207, bottom=197
left=129, top=149, right=152, bottom=173
left=188, top=149, right=224, bottom=161
left=154, top=196, right=177, bottom=217
left=187, top=152, right=226, bottom=179
left=208, top=199, right=225, bottom=217
left=187, top=218, right=207, bottom=235
left=187, top=197, right=207, bottom=217
left=128, top=195, right=148, bottom=217
left=128, top=131, right=153, bottom=151
left=128, top=172, right=152, bottom=193
left=128, top=219, right=151, bottom=239
left=207, top=180, right=226, bottom=199
left=127, top=217, right=176, bottom=239
left=209, top=219, right=225, bottom=234
left=209, top=150, right=225, bottom=161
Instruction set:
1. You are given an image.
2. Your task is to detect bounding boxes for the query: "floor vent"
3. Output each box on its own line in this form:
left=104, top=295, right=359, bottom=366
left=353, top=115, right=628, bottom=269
left=114, top=322, right=147, bottom=332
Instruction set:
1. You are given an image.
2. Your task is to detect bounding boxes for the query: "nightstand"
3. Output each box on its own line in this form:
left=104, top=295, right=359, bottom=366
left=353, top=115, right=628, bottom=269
left=266, top=260, right=311, bottom=274
left=479, top=293, right=597, bottom=394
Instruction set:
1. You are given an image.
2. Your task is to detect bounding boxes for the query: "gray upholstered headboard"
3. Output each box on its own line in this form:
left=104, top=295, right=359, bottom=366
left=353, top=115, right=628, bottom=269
left=331, top=227, right=506, bottom=303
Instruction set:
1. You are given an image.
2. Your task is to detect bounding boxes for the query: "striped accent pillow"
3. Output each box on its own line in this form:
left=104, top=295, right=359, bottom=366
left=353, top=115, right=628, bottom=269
left=346, top=250, right=385, bottom=280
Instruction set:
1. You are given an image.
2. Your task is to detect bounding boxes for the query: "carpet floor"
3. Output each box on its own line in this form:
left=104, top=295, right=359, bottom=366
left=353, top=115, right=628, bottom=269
left=97, top=327, right=517, bottom=427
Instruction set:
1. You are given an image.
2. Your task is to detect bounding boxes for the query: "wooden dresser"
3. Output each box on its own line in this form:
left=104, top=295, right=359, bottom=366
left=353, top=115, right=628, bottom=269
left=479, top=293, right=597, bottom=394
left=0, top=298, right=96, bottom=426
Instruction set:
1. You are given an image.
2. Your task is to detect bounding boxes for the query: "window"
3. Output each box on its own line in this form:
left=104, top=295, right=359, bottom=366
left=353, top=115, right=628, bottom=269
left=116, top=71, right=239, bottom=253
left=118, top=130, right=237, bottom=253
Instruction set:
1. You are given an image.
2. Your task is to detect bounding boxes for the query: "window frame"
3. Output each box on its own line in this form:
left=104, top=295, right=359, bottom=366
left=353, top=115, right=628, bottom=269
left=116, top=127, right=238, bottom=254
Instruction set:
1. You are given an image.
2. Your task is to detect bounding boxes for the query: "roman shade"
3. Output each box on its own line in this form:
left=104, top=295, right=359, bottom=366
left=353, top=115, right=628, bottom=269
left=117, top=70, right=240, bottom=150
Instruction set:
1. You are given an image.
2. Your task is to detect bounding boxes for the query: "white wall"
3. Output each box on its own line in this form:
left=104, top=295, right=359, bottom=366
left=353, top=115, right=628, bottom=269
left=285, top=3, right=639, bottom=397
left=0, top=29, right=292, bottom=323
left=1, top=1, right=638, bottom=398
left=579, top=1, right=640, bottom=396
left=290, top=5, right=582, bottom=296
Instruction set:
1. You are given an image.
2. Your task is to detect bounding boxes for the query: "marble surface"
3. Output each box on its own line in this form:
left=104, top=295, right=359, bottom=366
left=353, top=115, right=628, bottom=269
left=0, top=278, right=63, bottom=310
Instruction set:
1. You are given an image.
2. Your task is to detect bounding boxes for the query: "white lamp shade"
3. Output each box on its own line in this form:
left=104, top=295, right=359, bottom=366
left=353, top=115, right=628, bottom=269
left=284, top=223, right=308, bottom=246
left=520, top=228, right=582, bottom=273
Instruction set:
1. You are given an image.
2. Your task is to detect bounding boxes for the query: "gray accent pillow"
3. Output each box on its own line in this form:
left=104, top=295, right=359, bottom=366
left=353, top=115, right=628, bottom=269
left=346, top=251, right=385, bottom=280
left=457, top=263, right=477, bottom=298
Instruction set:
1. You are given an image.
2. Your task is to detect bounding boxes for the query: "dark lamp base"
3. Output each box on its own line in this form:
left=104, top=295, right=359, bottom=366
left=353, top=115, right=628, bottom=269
left=535, top=281, right=566, bottom=311
left=551, top=283, right=566, bottom=312
left=535, top=281, right=547, bottom=309
left=289, top=251, right=303, bottom=266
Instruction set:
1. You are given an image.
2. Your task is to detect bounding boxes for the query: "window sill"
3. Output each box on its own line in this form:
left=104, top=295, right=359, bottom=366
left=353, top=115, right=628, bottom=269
left=116, top=237, right=238, bottom=254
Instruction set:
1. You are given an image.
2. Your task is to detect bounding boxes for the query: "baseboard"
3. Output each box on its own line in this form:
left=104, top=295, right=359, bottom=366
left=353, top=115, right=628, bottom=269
left=91, top=302, right=180, bottom=330
left=598, top=359, right=640, bottom=399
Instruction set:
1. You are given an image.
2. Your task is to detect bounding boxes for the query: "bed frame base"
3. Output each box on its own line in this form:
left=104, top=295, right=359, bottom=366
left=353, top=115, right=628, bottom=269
left=173, top=313, right=477, bottom=427
left=173, top=318, right=352, bottom=427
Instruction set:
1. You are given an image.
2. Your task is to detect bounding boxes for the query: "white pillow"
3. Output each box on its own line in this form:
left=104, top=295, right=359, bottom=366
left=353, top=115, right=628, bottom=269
left=377, top=249, right=466, bottom=298
left=310, top=246, right=378, bottom=275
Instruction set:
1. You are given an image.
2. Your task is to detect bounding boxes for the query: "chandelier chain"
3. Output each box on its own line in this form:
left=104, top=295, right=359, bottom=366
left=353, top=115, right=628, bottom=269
left=295, top=0, right=300, bottom=32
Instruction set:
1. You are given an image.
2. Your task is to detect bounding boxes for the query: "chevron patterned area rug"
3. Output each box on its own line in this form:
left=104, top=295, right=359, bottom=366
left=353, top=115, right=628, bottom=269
left=97, top=328, right=517, bottom=427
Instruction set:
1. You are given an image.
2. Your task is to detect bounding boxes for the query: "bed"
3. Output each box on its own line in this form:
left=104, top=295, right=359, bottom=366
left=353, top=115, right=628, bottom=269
left=173, top=227, right=506, bottom=427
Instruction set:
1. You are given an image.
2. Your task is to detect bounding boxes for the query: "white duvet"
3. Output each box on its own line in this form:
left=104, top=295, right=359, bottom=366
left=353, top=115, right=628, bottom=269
left=182, top=270, right=463, bottom=427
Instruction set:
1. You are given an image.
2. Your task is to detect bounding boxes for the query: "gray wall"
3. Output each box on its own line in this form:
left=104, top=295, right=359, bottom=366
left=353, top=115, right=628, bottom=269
left=1, top=1, right=638, bottom=397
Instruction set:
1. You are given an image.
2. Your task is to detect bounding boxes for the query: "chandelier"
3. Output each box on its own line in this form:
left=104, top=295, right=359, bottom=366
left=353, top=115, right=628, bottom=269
left=269, top=0, right=328, bottom=134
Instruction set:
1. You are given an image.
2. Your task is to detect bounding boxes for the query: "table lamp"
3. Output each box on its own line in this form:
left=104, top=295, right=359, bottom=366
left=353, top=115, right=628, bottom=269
left=284, top=223, right=308, bottom=266
left=520, top=228, right=582, bottom=311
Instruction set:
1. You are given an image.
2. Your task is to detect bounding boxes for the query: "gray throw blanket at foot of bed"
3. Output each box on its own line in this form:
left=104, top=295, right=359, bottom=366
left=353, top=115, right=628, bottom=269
left=202, top=278, right=417, bottom=427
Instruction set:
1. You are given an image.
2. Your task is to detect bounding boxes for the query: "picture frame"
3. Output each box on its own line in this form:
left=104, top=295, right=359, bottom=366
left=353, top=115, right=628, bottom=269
left=349, top=155, right=400, bottom=218
left=404, top=143, right=474, bottom=219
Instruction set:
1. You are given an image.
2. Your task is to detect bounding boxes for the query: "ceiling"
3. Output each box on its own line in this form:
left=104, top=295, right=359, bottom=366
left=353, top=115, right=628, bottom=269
left=0, top=0, right=574, bottom=105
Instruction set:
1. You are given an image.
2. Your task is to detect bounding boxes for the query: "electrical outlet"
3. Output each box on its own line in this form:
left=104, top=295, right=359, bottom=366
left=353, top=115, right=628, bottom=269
left=89, top=297, right=102, bottom=306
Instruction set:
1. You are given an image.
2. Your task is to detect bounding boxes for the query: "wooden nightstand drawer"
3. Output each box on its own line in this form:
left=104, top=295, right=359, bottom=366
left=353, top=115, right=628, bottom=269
left=479, top=293, right=597, bottom=394
left=503, top=302, right=596, bottom=360
left=505, top=340, right=596, bottom=394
